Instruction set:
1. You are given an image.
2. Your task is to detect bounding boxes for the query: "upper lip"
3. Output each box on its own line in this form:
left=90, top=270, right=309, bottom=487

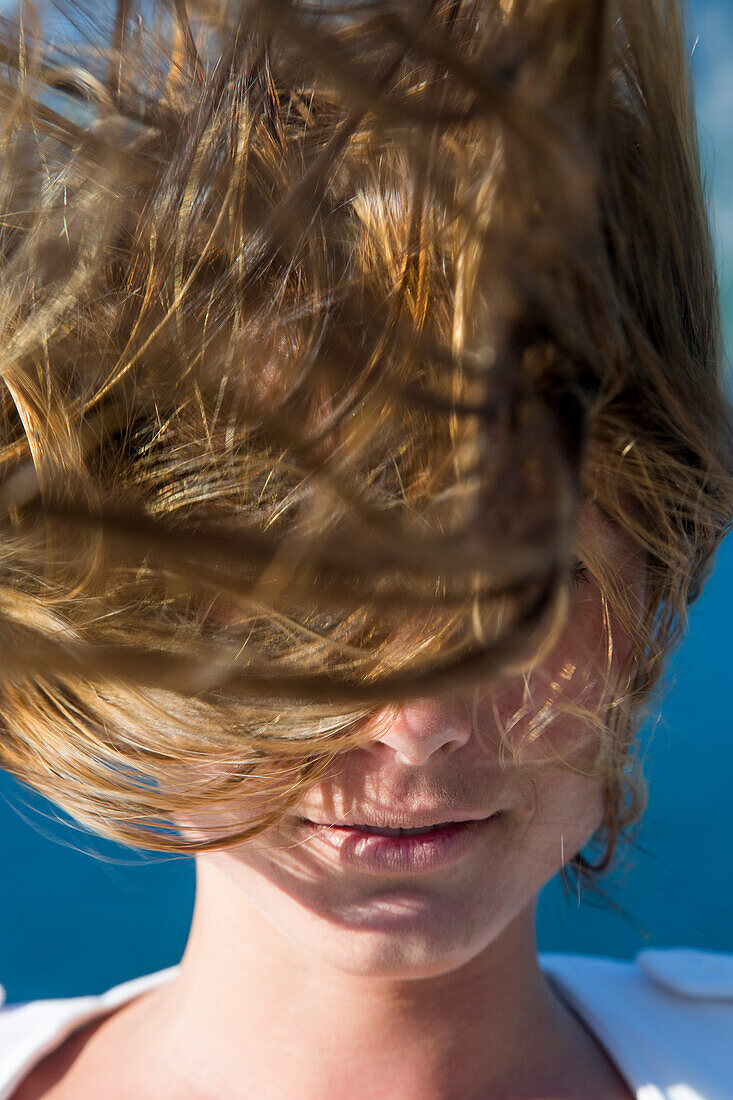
left=300, top=811, right=494, bottom=829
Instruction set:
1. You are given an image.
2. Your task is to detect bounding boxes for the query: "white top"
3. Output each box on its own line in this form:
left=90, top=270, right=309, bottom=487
left=0, top=949, right=731, bottom=1099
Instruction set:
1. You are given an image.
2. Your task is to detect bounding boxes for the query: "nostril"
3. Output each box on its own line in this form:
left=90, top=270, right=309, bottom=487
left=369, top=697, right=474, bottom=767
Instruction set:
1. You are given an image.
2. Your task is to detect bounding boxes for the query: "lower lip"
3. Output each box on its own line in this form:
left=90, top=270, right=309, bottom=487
left=297, top=816, right=499, bottom=874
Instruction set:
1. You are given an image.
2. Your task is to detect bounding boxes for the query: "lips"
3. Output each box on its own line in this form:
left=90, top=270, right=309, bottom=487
left=349, top=822, right=458, bottom=836
left=296, top=814, right=500, bottom=874
left=304, top=820, right=463, bottom=837
left=299, top=810, right=493, bottom=831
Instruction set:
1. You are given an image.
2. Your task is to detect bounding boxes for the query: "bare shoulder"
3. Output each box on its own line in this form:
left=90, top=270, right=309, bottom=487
left=7, top=989, right=181, bottom=1100
left=7, top=1011, right=114, bottom=1100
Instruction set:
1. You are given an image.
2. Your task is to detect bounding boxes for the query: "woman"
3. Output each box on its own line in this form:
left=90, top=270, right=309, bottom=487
left=0, top=1, right=730, bottom=1097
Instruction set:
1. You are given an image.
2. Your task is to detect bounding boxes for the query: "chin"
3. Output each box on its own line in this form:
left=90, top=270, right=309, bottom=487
left=307, top=919, right=497, bottom=982
left=260, top=877, right=516, bottom=982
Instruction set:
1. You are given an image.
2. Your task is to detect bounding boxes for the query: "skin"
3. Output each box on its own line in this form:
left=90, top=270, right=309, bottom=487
left=19, top=506, right=641, bottom=1100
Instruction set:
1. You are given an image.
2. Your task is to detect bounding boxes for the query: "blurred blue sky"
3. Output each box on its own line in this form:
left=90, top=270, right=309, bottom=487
left=690, top=0, right=733, bottom=354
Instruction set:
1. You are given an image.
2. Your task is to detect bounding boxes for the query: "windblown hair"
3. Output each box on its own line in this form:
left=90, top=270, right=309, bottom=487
left=0, top=0, right=729, bottom=876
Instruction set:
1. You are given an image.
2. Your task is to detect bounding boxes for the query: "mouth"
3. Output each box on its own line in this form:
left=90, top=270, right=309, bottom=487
left=299, top=818, right=492, bottom=837
left=295, top=814, right=500, bottom=874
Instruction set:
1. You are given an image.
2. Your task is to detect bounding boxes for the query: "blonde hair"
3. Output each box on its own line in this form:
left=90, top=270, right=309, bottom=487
left=0, top=0, right=730, bottom=879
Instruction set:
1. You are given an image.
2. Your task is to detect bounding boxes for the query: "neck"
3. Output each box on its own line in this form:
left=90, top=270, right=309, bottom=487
left=134, top=859, right=587, bottom=1100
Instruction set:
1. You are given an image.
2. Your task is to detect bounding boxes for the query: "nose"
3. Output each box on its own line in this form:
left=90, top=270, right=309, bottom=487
left=370, top=695, right=473, bottom=766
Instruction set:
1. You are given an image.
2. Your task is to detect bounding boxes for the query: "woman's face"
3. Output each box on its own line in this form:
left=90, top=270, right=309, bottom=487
left=188, top=505, right=643, bottom=980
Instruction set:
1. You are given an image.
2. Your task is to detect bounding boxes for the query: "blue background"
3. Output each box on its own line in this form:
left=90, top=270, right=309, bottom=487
left=0, top=0, right=731, bottom=1002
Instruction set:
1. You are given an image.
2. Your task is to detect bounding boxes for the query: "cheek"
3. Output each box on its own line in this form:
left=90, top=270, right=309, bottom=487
left=483, top=579, right=630, bottom=760
left=516, top=764, right=605, bottom=871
